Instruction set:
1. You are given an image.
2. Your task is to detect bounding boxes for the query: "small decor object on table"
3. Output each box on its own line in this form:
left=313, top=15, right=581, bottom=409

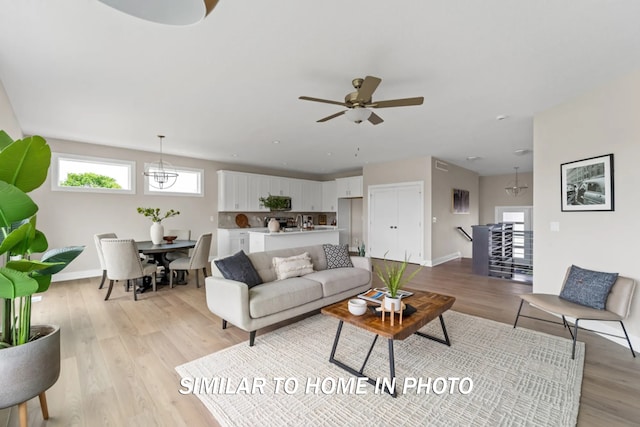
left=374, top=252, right=422, bottom=313
left=137, top=207, right=180, bottom=244
left=163, top=235, right=178, bottom=244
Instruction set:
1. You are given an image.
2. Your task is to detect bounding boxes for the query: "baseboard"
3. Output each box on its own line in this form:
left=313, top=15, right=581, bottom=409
left=52, top=269, right=101, bottom=282
left=423, top=252, right=461, bottom=267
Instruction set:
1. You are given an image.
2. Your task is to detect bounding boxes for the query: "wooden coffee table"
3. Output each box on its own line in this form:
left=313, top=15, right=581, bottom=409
left=321, top=290, right=455, bottom=397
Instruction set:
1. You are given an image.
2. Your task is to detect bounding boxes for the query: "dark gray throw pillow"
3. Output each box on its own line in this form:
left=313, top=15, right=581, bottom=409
left=323, top=244, right=353, bottom=269
left=214, top=250, right=263, bottom=288
left=559, top=265, right=618, bottom=310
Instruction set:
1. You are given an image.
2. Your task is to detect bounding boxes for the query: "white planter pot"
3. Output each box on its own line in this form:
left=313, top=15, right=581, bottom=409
left=150, top=222, right=164, bottom=244
left=384, top=296, right=402, bottom=312
left=0, top=325, right=61, bottom=409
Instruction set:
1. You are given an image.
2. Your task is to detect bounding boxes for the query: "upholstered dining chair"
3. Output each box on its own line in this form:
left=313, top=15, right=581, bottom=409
left=101, top=239, right=158, bottom=301
left=168, top=233, right=212, bottom=288
left=513, top=266, right=636, bottom=359
left=165, top=229, right=192, bottom=262
left=93, top=232, right=117, bottom=289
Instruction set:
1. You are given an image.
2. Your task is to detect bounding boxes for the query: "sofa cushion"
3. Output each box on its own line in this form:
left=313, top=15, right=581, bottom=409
left=304, top=267, right=372, bottom=297
left=272, top=253, right=314, bottom=280
left=249, top=277, right=323, bottom=318
left=323, top=244, right=353, bottom=269
left=214, top=251, right=263, bottom=288
left=559, top=265, right=618, bottom=310
left=248, top=245, right=328, bottom=283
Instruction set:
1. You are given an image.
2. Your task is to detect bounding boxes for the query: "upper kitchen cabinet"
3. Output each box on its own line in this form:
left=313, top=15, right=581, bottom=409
left=336, top=176, right=363, bottom=198
left=322, top=180, right=337, bottom=211
left=270, top=176, right=291, bottom=197
left=247, top=174, right=271, bottom=212
left=217, top=170, right=249, bottom=212
left=302, top=180, right=322, bottom=211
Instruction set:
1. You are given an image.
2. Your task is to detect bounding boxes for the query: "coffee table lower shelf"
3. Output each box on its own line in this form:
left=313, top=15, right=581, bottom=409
left=328, top=314, right=451, bottom=398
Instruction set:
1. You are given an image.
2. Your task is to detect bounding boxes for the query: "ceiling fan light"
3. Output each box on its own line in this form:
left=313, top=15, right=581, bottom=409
left=344, top=107, right=372, bottom=123
left=96, top=0, right=217, bottom=25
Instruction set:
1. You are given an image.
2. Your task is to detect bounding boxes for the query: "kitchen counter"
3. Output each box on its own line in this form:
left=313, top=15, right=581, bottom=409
left=248, top=228, right=340, bottom=252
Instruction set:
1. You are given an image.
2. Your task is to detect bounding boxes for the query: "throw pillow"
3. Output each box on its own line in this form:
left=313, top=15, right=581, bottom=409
left=272, top=253, right=314, bottom=280
left=214, top=250, right=263, bottom=288
left=323, top=244, right=353, bottom=269
left=559, top=265, right=618, bottom=310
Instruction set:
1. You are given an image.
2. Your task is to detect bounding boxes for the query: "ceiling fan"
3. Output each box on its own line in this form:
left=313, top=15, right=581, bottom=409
left=299, top=76, right=424, bottom=125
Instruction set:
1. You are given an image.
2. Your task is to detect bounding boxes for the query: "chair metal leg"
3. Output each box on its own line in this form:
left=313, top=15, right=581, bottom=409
left=619, top=321, right=636, bottom=358
left=105, top=279, right=115, bottom=301
left=99, top=270, right=107, bottom=289
left=222, top=319, right=228, bottom=329
left=563, top=316, right=574, bottom=339
left=513, top=299, right=524, bottom=328
left=249, top=331, right=256, bottom=346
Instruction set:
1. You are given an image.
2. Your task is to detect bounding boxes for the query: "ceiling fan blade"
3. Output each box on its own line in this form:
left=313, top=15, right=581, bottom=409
left=368, top=96, right=424, bottom=108
left=317, top=110, right=346, bottom=122
left=299, top=96, right=349, bottom=107
left=357, top=76, right=382, bottom=101
left=368, top=112, right=384, bottom=125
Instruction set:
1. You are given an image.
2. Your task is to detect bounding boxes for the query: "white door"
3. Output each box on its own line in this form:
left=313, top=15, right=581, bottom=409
left=369, top=182, right=423, bottom=262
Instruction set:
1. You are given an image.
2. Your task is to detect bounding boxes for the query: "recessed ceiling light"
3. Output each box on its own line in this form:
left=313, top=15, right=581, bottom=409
left=466, top=156, right=481, bottom=161
left=272, top=140, right=280, bottom=144
left=327, top=152, right=333, bottom=156
left=231, top=153, right=238, bottom=157
left=496, top=115, right=508, bottom=121
left=514, top=149, right=531, bottom=156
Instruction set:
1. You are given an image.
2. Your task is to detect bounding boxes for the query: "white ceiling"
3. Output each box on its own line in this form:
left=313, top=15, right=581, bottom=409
left=2, top=1, right=640, bottom=176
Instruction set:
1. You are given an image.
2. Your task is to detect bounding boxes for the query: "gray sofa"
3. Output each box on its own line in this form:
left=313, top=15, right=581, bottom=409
left=205, top=245, right=372, bottom=346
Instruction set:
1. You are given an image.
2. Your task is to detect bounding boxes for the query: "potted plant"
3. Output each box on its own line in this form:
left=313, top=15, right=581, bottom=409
left=0, top=131, right=84, bottom=418
left=136, top=207, right=180, bottom=244
left=374, top=252, right=422, bottom=312
left=258, top=194, right=289, bottom=211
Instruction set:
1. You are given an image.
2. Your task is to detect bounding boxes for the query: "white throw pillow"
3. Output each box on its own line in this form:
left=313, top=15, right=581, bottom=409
left=272, top=253, right=314, bottom=280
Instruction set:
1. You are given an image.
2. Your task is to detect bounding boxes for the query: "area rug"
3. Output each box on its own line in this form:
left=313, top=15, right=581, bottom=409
left=176, top=311, right=584, bottom=427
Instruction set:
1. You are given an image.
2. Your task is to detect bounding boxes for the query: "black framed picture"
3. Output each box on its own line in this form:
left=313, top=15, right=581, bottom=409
left=561, top=154, right=614, bottom=212
left=452, top=189, right=470, bottom=214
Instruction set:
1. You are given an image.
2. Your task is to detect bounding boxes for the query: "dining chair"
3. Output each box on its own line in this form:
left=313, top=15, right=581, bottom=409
left=93, top=232, right=117, bottom=289
left=165, top=229, right=192, bottom=262
left=168, top=233, right=212, bottom=288
left=101, top=239, right=158, bottom=301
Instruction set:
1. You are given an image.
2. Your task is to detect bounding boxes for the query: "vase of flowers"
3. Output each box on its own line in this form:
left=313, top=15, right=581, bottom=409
left=137, top=207, right=180, bottom=244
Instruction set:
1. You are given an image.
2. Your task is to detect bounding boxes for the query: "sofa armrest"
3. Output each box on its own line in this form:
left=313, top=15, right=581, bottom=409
left=204, top=276, right=252, bottom=331
left=350, top=256, right=372, bottom=271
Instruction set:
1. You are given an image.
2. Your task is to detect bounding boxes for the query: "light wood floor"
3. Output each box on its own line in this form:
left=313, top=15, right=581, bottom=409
left=4, top=259, right=639, bottom=427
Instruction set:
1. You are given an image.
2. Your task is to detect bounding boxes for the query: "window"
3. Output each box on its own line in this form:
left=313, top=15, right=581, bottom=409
left=144, top=164, right=204, bottom=196
left=52, top=153, right=135, bottom=194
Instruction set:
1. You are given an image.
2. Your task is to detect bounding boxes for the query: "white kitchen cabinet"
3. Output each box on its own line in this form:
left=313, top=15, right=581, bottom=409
left=247, top=174, right=271, bottom=212
left=270, top=176, right=291, bottom=197
left=289, top=179, right=304, bottom=211
left=302, top=180, right=322, bottom=211
left=217, top=171, right=249, bottom=212
left=322, top=180, right=337, bottom=211
left=336, top=176, right=363, bottom=198
left=217, top=228, right=253, bottom=257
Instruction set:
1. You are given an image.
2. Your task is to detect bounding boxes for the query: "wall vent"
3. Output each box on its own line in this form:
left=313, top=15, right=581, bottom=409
left=435, top=160, right=449, bottom=172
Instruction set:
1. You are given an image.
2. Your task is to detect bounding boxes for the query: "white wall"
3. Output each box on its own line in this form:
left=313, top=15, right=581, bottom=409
left=479, top=172, right=533, bottom=225
left=534, top=69, right=640, bottom=347
left=0, top=80, right=22, bottom=139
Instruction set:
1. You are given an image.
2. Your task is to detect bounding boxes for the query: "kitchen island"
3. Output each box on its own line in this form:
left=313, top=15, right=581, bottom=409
left=248, top=228, right=340, bottom=252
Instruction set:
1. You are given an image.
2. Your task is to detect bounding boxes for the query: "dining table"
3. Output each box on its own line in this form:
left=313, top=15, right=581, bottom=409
left=135, top=240, right=197, bottom=289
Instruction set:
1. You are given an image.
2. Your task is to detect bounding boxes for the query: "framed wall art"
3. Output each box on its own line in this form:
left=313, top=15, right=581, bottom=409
left=452, top=188, right=470, bottom=214
left=561, top=153, right=614, bottom=212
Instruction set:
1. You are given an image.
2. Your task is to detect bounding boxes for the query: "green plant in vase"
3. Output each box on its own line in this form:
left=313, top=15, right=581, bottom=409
left=374, top=252, right=422, bottom=311
left=0, top=130, right=85, bottom=348
left=258, top=194, right=290, bottom=211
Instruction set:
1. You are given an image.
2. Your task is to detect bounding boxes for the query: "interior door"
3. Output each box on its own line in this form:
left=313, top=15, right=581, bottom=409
left=397, top=185, right=422, bottom=262
left=369, top=187, right=397, bottom=259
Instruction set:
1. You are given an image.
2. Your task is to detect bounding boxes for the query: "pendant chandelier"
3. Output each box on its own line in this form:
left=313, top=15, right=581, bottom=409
left=505, top=166, right=528, bottom=197
left=144, top=135, right=178, bottom=189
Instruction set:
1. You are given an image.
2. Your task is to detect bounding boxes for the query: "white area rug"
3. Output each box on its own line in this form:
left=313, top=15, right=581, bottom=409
left=176, top=311, right=584, bottom=427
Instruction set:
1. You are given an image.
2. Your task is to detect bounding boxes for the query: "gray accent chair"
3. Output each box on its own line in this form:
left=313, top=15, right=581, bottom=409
left=93, top=232, right=117, bottom=289
left=168, top=233, right=212, bottom=288
left=514, top=268, right=636, bottom=359
left=101, top=239, right=158, bottom=301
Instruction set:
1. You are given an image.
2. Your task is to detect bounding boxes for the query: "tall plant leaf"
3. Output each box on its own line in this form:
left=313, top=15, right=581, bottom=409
left=0, top=222, right=34, bottom=256
left=6, top=259, right=63, bottom=273
left=0, top=130, right=13, bottom=151
left=0, top=268, right=39, bottom=298
left=37, top=245, right=85, bottom=276
left=0, top=181, right=38, bottom=228
left=0, top=135, right=51, bottom=193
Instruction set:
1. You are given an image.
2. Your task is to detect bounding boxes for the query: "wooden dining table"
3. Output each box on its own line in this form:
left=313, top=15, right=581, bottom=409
left=135, top=240, right=197, bottom=288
